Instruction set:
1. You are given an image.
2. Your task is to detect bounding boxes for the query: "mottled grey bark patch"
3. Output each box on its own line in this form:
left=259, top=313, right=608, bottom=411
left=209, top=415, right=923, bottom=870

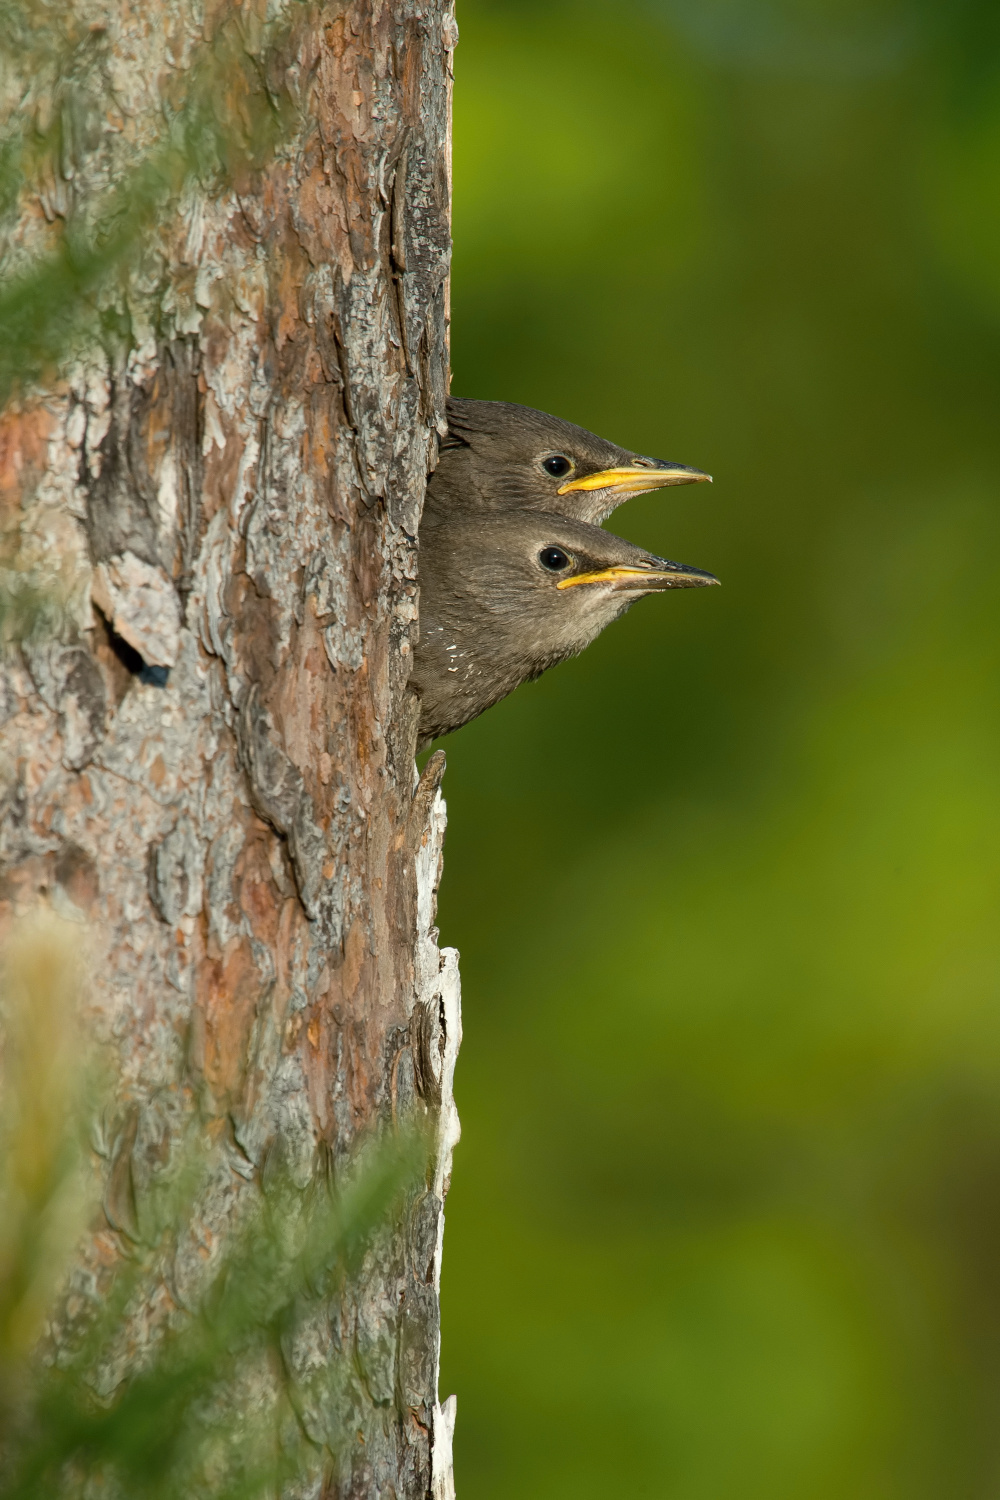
left=22, top=639, right=108, bottom=769
left=148, top=815, right=205, bottom=925
left=83, top=380, right=166, bottom=570
left=237, top=685, right=335, bottom=930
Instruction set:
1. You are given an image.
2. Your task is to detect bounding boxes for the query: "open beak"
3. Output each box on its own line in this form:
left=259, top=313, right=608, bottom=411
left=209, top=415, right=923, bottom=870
left=557, top=462, right=712, bottom=498
left=557, top=562, right=719, bottom=592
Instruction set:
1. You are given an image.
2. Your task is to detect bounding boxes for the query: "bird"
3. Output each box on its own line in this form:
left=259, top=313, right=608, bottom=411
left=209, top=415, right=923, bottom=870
left=413, top=399, right=717, bottom=747
left=427, top=397, right=711, bottom=526
left=413, top=506, right=718, bottom=749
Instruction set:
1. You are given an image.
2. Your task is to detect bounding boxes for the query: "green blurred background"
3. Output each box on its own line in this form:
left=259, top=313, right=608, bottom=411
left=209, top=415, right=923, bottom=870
left=434, top=1, right=1000, bottom=1495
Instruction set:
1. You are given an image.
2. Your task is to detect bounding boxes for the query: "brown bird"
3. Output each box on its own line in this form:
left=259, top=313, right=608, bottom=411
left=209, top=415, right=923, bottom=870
left=428, top=397, right=711, bottom=525
left=413, top=507, right=718, bottom=749
left=413, top=400, right=717, bottom=748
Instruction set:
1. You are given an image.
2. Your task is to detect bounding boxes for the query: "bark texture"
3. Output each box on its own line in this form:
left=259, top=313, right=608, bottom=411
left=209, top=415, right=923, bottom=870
left=0, top=2, right=460, bottom=1495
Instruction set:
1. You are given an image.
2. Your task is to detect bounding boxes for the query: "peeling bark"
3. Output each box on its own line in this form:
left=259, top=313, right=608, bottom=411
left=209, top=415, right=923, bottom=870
left=0, top=3, right=459, bottom=1496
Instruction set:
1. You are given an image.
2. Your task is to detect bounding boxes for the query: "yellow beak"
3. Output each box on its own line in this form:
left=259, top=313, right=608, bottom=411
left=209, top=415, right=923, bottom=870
left=557, top=564, right=719, bottom=591
left=557, top=464, right=711, bottom=497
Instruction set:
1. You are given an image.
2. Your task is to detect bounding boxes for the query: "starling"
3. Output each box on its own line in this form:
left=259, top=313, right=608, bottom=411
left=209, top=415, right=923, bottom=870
left=428, top=397, right=711, bottom=525
left=413, top=507, right=718, bottom=749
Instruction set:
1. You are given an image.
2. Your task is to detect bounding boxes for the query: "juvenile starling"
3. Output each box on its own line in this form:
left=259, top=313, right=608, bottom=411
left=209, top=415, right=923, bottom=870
left=428, top=398, right=711, bottom=525
left=413, top=507, right=718, bottom=748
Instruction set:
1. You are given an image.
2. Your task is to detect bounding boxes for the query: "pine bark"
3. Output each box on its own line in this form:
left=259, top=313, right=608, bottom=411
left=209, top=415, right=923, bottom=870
left=0, top=3, right=460, bottom=1496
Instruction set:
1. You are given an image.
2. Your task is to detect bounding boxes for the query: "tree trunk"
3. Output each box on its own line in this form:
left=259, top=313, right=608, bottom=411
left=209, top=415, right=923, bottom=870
left=0, top=3, right=459, bottom=1496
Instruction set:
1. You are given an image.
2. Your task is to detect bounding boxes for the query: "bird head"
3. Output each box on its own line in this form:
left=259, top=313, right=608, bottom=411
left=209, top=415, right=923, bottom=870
left=432, top=399, right=711, bottom=525
left=414, top=508, right=718, bottom=744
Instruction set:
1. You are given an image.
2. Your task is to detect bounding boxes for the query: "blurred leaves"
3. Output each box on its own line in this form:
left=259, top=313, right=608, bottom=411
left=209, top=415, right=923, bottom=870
left=0, top=0, right=301, bottom=408
left=651, top=0, right=922, bottom=78
left=443, top=1, right=1000, bottom=1497
left=0, top=565, right=73, bottom=648
left=0, top=917, right=91, bottom=1369
left=0, top=916, right=428, bottom=1500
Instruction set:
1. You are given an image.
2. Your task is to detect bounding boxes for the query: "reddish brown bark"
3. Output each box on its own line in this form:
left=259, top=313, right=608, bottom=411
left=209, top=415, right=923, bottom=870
left=0, top=3, right=460, bottom=1495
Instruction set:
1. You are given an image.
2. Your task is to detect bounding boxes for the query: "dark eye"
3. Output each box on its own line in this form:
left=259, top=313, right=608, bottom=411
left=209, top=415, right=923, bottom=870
left=542, top=454, right=573, bottom=478
left=539, top=546, right=570, bottom=572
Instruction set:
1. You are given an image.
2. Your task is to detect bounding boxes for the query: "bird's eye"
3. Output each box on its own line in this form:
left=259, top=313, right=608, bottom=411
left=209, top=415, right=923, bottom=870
left=542, top=454, right=573, bottom=478
left=539, top=546, right=570, bottom=572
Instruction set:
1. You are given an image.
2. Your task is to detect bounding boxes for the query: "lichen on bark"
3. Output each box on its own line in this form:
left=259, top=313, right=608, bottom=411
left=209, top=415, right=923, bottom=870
left=0, top=2, right=460, bottom=1495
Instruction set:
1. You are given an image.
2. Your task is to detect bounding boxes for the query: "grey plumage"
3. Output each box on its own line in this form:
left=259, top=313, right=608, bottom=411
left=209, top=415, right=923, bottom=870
left=414, top=509, right=717, bottom=749
left=429, top=398, right=710, bottom=524
left=413, top=401, right=717, bottom=748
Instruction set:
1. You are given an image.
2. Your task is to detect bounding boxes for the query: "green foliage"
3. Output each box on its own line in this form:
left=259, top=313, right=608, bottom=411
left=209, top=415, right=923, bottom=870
left=0, top=0, right=300, bottom=406
left=442, top=2, right=1000, bottom=1497
left=0, top=574, right=63, bottom=646
left=0, top=918, right=428, bottom=1499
